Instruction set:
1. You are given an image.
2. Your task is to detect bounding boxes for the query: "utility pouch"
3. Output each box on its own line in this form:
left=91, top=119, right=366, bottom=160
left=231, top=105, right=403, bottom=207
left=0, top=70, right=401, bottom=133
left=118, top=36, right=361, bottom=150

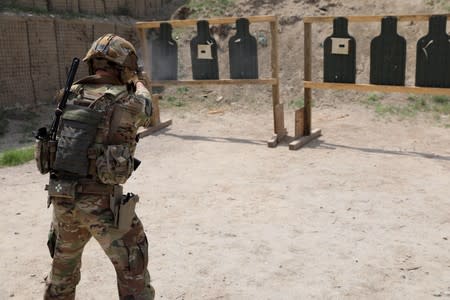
left=96, top=144, right=134, bottom=185
left=35, top=138, right=50, bottom=174
left=34, top=137, right=58, bottom=174
left=108, top=102, right=141, bottom=144
left=46, top=178, right=77, bottom=199
left=110, top=192, right=139, bottom=230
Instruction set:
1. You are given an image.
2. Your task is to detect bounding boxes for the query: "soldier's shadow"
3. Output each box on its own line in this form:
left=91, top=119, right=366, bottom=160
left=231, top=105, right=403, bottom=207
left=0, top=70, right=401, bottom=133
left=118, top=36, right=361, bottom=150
left=154, top=128, right=267, bottom=146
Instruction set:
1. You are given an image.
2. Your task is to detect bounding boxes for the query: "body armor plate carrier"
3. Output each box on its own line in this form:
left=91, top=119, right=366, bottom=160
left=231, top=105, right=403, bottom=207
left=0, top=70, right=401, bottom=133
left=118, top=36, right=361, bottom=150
left=51, top=82, right=140, bottom=184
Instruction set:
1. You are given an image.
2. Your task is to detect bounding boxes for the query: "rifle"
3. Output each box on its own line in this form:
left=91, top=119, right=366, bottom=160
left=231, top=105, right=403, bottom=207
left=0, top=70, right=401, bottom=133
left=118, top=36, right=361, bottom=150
left=36, top=57, right=80, bottom=142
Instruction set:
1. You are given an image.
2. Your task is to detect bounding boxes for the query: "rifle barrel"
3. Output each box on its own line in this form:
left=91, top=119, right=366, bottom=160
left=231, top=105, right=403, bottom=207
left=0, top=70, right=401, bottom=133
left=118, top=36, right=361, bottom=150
left=50, top=58, right=80, bottom=140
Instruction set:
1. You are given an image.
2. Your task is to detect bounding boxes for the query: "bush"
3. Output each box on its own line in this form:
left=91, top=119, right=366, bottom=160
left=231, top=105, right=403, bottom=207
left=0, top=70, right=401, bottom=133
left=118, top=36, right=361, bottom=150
left=0, top=147, right=35, bottom=167
left=187, top=0, right=235, bottom=17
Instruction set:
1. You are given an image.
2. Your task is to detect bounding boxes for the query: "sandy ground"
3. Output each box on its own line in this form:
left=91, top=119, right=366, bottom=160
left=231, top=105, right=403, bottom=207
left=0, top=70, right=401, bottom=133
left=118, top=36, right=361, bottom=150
left=0, top=102, right=449, bottom=299
left=1, top=0, right=450, bottom=299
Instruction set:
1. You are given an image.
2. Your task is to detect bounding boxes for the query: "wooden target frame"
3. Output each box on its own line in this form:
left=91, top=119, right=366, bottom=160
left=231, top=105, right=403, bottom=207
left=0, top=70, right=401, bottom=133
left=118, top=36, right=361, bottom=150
left=290, top=13, right=450, bottom=150
left=135, top=16, right=287, bottom=146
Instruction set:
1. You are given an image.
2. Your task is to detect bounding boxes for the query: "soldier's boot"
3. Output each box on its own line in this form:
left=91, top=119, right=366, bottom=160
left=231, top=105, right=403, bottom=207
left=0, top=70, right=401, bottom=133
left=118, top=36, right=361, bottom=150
left=117, top=270, right=155, bottom=300
left=44, top=279, right=76, bottom=300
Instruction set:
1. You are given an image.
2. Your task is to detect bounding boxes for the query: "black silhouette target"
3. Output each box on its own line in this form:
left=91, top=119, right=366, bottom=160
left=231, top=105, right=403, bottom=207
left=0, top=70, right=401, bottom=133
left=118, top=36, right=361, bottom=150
left=416, top=15, right=450, bottom=88
left=323, top=17, right=356, bottom=83
left=151, top=22, right=178, bottom=80
left=190, top=20, right=219, bottom=80
left=370, top=16, right=406, bottom=86
left=229, top=18, right=259, bottom=79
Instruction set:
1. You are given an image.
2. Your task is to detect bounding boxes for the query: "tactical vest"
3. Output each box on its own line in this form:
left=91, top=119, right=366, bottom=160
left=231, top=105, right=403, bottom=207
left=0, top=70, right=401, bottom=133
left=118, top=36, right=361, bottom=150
left=52, top=82, right=142, bottom=184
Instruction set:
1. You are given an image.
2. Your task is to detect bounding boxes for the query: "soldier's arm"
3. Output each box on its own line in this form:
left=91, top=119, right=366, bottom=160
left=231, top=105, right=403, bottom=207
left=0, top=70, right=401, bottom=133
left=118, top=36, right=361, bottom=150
left=132, top=81, right=152, bottom=128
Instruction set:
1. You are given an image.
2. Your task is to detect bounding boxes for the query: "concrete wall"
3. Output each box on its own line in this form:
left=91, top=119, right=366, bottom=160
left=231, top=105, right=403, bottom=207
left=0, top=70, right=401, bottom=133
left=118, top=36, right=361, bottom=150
left=0, top=15, right=138, bottom=107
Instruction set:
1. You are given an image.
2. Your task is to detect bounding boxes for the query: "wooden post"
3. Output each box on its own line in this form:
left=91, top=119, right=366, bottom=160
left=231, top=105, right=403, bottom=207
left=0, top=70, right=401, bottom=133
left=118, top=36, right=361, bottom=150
left=138, top=28, right=151, bottom=81
left=135, top=16, right=286, bottom=145
left=304, top=22, right=312, bottom=136
left=289, top=13, right=450, bottom=150
left=150, top=94, right=161, bottom=126
left=288, top=21, right=322, bottom=150
left=270, top=18, right=286, bottom=142
left=294, top=108, right=305, bottom=138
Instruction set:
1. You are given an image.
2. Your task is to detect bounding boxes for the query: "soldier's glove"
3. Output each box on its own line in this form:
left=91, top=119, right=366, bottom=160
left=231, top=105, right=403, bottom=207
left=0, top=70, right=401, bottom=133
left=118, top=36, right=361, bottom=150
left=122, top=67, right=141, bottom=91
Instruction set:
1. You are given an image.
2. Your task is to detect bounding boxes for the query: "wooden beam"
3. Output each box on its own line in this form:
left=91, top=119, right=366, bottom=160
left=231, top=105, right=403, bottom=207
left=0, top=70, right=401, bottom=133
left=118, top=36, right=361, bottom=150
left=151, top=78, right=278, bottom=86
left=137, top=120, right=173, bottom=138
left=304, top=81, right=450, bottom=96
left=267, top=134, right=279, bottom=148
left=136, top=15, right=277, bottom=29
left=303, top=13, right=450, bottom=23
left=289, top=129, right=322, bottom=150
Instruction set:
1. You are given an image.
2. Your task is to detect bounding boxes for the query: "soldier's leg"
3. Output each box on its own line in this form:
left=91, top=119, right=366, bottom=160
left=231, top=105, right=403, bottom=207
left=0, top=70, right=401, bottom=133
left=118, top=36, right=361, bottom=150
left=44, top=197, right=92, bottom=300
left=92, top=215, right=155, bottom=300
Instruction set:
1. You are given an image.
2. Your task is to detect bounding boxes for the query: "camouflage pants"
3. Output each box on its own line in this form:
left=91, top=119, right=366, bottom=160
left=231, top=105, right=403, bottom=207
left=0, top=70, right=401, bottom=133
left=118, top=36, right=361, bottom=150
left=44, top=192, right=155, bottom=300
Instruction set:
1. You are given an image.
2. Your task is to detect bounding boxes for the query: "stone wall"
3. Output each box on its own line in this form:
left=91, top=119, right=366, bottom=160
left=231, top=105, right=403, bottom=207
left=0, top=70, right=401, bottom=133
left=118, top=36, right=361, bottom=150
left=0, top=15, right=138, bottom=107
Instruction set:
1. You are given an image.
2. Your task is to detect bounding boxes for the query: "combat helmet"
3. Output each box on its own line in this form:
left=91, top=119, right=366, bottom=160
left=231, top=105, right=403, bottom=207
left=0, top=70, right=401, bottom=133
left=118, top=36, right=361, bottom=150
left=83, top=33, right=138, bottom=83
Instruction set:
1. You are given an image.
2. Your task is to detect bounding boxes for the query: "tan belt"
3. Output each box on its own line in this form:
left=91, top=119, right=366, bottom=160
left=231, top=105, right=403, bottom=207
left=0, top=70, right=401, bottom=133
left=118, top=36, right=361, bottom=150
left=76, top=181, right=115, bottom=195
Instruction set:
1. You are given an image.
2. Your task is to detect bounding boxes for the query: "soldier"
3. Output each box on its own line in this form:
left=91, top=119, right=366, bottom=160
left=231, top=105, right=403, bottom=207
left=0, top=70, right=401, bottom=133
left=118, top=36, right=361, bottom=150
left=39, top=34, right=155, bottom=300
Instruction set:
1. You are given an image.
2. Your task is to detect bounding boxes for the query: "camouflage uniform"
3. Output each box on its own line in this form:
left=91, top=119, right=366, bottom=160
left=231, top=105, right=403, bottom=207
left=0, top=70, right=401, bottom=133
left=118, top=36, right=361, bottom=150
left=41, top=34, right=155, bottom=300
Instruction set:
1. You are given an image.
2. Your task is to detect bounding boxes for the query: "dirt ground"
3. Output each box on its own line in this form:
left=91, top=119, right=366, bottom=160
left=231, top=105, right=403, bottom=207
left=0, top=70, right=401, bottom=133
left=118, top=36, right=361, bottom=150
left=1, top=0, right=450, bottom=299
left=1, top=101, right=450, bottom=299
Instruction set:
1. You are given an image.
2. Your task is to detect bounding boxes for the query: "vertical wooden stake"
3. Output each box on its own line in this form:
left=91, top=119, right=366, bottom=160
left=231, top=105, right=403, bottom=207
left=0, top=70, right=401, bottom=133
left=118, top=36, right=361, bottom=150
left=270, top=18, right=286, bottom=139
left=138, top=28, right=152, bottom=82
left=304, top=22, right=312, bottom=136
left=275, top=103, right=285, bottom=135
left=295, top=108, right=305, bottom=138
left=150, top=93, right=161, bottom=126
left=288, top=20, right=321, bottom=150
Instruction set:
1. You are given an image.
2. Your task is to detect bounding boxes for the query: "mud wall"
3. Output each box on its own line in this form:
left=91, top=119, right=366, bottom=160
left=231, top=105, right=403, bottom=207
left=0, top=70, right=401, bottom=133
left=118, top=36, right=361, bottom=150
left=0, top=15, right=138, bottom=107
